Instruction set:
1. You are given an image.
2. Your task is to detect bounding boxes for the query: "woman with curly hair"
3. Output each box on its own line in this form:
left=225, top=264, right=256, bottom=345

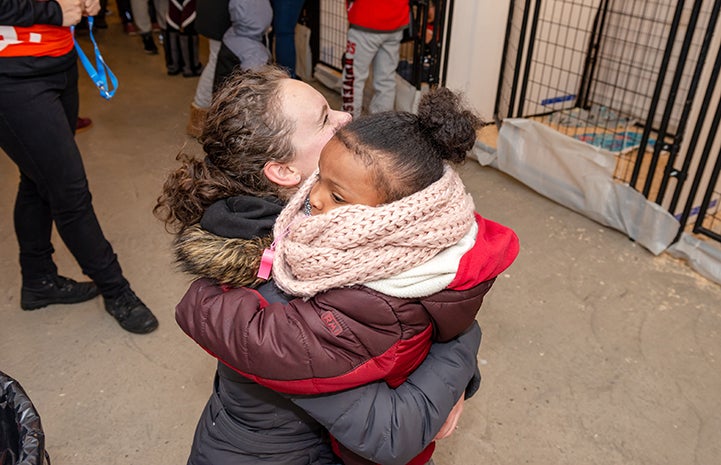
left=157, top=67, right=490, bottom=465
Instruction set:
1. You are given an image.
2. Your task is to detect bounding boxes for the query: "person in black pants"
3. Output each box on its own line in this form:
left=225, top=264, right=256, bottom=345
left=270, top=0, right=306, bottom=78
left=0, top=0, right=158, bottom=334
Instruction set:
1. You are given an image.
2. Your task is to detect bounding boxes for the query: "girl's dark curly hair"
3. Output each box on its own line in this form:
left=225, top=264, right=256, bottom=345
left=154, top=66, right=296, bottom=232
left=335, top=87, right=483, bottom=202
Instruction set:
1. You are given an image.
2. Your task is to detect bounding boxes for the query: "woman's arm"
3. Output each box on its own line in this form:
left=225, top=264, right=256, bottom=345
left=0, top=0, right=65, bottom=26
left=290, top=323, right=482, bottom=465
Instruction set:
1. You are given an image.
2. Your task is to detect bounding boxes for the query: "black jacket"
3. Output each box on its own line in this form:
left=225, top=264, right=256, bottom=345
left=195, top=0, right=230, bottom=40
left=0, top=0, right=76, bottom=77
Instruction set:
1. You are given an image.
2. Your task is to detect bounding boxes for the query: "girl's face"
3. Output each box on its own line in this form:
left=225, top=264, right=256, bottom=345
left=308, top=137, right=385, bottom=215
left=280, top=79, right=352, bottom=182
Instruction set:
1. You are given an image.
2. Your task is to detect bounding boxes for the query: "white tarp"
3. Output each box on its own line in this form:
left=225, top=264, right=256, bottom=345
left=485, top=118, right=679, bottom=255
left=668, top=233, right=721, bottom=284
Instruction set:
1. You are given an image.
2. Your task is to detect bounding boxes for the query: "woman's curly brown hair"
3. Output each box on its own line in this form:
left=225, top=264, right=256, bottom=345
left=154, top=66, right=296, bottom=232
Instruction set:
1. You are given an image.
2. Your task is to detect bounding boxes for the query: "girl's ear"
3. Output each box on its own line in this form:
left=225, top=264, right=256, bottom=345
left=263, top=161, right=302, bottom=187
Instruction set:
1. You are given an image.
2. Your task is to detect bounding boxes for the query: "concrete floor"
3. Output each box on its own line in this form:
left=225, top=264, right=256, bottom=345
left=2, top=17, right=721, bottom=465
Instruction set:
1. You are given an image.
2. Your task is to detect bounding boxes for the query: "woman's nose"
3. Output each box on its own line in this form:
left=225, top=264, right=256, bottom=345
left=331, top=110, right=352, bottom=128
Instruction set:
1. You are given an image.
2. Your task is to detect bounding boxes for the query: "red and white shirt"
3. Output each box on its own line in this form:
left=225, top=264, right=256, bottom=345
left=0, top=24, right=72, bottom=57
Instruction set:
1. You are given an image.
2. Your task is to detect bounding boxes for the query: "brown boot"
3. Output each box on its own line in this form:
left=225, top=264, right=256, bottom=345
left=186, top=103, right=208, bottom=138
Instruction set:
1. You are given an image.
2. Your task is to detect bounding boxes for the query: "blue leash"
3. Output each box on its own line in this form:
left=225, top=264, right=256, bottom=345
left=71, top=16, right=118, bottom=100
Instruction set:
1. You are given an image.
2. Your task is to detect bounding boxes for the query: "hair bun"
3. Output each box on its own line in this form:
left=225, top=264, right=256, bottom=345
left=416, top=87, right=482, bottom=163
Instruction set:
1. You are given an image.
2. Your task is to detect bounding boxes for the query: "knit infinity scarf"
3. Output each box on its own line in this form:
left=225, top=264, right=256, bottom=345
left=272, top=165, right=476, bottom=298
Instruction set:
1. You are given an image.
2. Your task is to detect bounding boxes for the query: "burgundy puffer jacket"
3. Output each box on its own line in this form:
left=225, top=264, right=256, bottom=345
left=176, top=212, right=519, bottom=395
left=176, top=278, right=494, bottom=394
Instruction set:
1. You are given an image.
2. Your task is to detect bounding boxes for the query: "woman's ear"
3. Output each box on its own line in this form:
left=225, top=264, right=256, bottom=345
left=263, top=161, right=302, bottom=187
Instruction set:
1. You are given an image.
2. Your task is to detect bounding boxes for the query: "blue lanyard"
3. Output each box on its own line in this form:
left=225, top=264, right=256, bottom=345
left=71, top=17, right=118, bottom=100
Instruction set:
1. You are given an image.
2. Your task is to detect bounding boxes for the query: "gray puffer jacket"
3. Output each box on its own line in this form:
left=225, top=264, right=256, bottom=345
left=188, top=362, right=336, bottom=465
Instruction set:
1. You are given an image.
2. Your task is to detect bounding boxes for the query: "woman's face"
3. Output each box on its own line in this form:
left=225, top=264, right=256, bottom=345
left=279, top=79, right=352, bottom=181
left=308, top=137, right=385, bottom=215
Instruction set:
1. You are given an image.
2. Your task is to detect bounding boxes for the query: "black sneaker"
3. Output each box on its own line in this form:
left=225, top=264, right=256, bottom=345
left=21, top=275, right=100, bottom=311
left=104, top=289, right=159, bottom=334
left=141, top=33, right=158, bottom=55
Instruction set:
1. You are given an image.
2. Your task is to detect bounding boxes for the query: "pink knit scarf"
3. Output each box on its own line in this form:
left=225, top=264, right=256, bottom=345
left=272, top=165, right=476, bottom=298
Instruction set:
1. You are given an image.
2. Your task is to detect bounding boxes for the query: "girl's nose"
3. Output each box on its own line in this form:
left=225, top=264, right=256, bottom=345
left=308, top=185, right=323, bottom=215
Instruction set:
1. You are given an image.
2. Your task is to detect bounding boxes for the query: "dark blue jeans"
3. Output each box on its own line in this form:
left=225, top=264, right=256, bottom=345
left=0, top=64, right=129, bottom=296
left=271, top=0, right=306, bottom=78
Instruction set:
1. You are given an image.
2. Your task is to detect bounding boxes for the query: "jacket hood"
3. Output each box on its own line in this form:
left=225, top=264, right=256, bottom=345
left=174, top=194, right=284, bottom=287
left=201, top=195, right=283, bottom=239
left=448, top=213, right=520, bottom=290
left=174, top=224, right=272, bottom=288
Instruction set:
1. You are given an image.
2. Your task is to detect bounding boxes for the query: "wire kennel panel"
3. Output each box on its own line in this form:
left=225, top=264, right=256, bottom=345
left=317, top=0, right=348, bottom=71
left=676, top=38, right=721, bottom=243
left=494, top=0, right=721, bottom=247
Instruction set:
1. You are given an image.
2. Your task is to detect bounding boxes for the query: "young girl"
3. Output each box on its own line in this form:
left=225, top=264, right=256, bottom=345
left=157, top=68, right=484, bottom=465
left=176, top=87, right=520, bottom=465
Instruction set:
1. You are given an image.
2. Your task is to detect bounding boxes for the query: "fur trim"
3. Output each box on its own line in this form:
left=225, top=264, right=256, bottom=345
left=174, top=224, right=272, bottom=288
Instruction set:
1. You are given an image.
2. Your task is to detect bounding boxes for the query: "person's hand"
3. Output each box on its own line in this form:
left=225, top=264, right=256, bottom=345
left=82, top=0, right=101, bottom=17
left=56, top=0, right=84, bottom=26
left=433, top=396, right=464, bottom=440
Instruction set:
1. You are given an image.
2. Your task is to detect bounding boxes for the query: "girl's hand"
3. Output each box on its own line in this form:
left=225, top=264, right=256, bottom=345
left=434, top=396, right=465, bottom=440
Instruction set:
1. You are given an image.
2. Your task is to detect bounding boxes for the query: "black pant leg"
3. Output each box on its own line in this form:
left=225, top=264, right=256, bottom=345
left=0, top=66, right=129, bottom=295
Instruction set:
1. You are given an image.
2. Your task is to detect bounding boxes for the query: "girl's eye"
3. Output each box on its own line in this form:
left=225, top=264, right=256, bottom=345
left=331, top=193, right=345, bottom=204
left=323, top=114, right=329, bottom=126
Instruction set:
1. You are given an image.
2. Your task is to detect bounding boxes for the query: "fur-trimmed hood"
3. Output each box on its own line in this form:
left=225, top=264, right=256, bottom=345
left=174, top=225, right=272, bottom=288
left=174, top=194, right=284, bottom=287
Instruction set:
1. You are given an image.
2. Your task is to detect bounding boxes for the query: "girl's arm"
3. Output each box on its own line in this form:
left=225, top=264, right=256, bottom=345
left=291, top=323, right=482, bottom=465
left=179, top=278, right=484, bottom=464
left=176, top=278, right=431, bottom=395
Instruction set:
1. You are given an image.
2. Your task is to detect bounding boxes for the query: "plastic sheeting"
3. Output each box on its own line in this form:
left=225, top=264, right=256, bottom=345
left=394, top=74, right=422, bottom=113
left=0, top=371, right=48, bottom=465
left=668, top=233, right=721, bottom=285
left=483, top=118, right=679, bottom=255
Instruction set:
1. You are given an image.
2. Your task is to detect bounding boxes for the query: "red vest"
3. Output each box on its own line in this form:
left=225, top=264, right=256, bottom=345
left=0, top=25, right=73, bottom=58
